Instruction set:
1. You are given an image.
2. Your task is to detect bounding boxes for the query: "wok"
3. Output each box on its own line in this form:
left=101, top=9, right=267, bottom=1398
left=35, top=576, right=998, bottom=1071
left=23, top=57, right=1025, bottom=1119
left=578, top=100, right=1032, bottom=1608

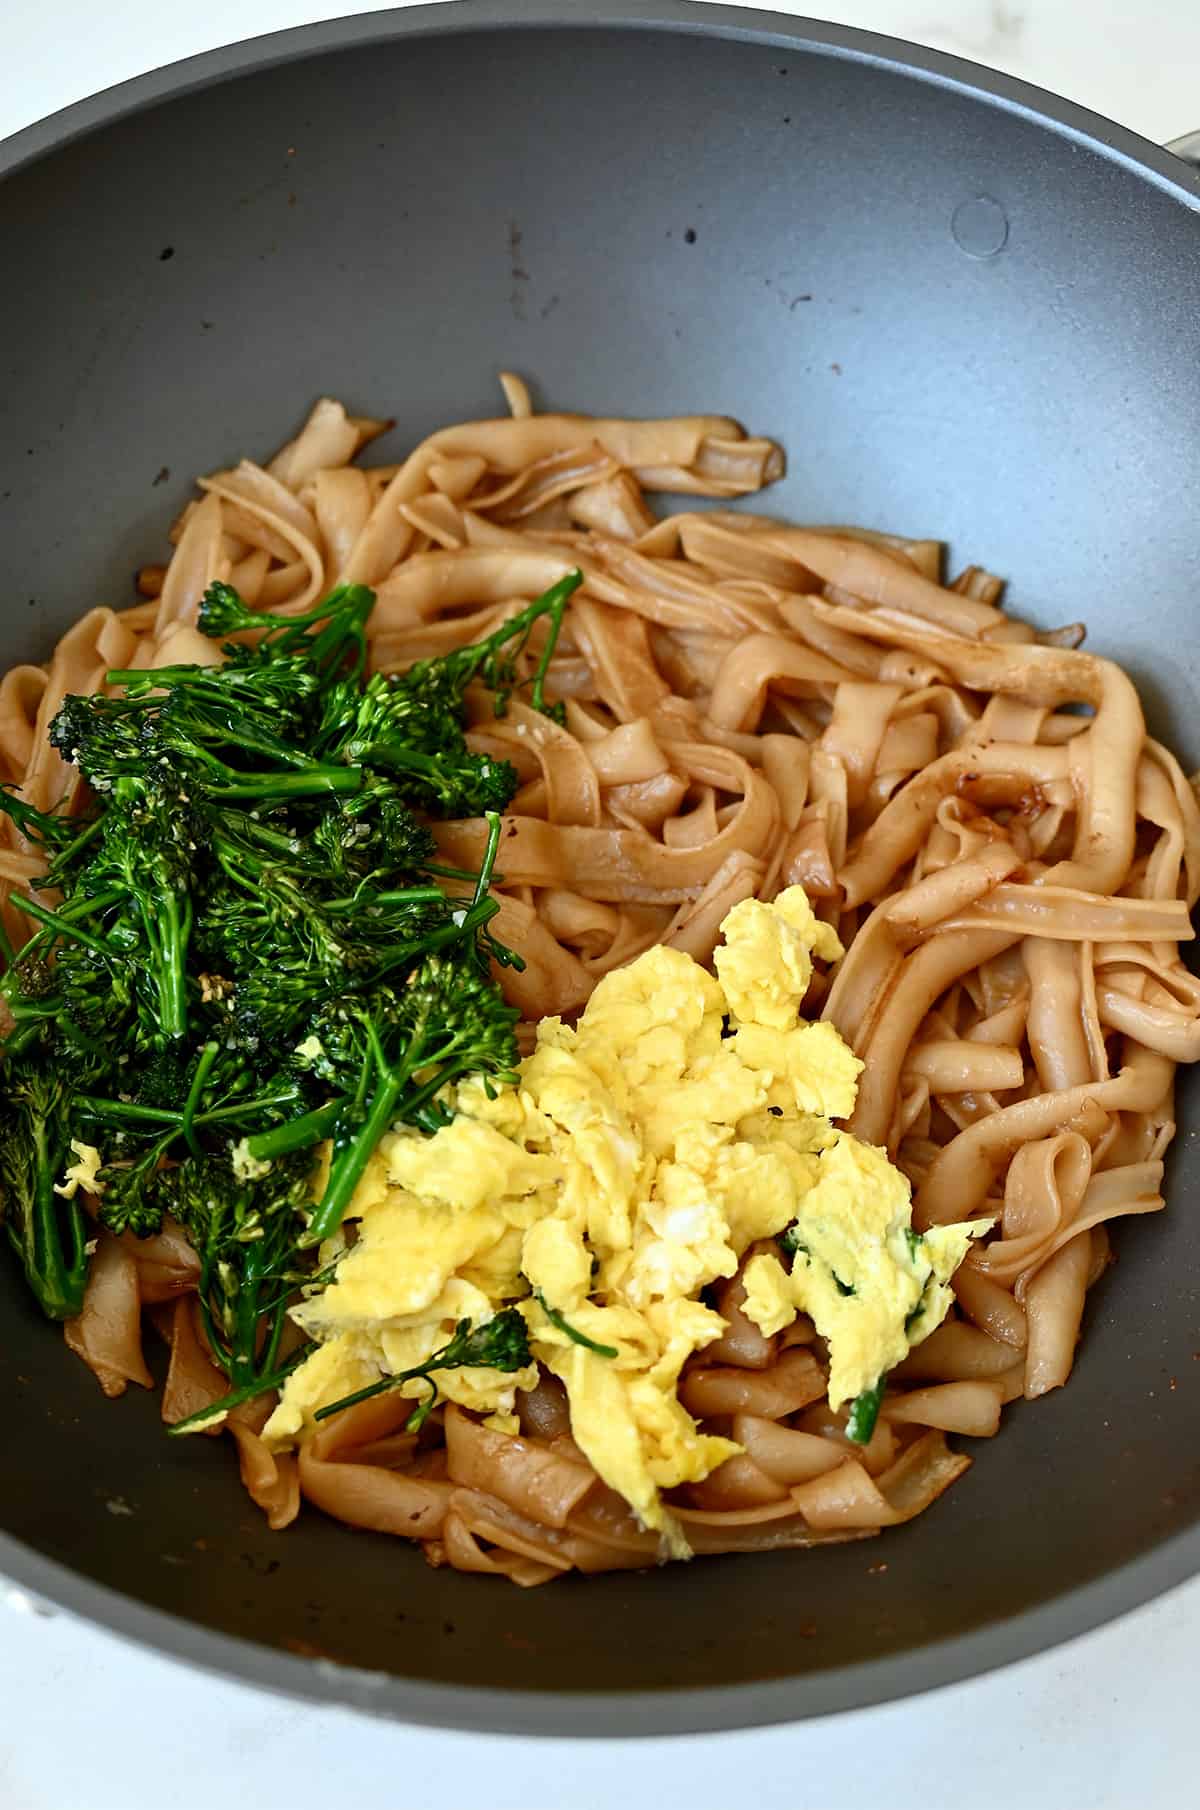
left=0, top=0, right=1198, bottom=1738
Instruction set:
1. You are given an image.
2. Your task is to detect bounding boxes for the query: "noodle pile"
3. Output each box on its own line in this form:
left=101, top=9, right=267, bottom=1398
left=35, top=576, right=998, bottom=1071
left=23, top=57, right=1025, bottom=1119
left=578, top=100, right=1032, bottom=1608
left=5, top=378, right=1197, bottom=1579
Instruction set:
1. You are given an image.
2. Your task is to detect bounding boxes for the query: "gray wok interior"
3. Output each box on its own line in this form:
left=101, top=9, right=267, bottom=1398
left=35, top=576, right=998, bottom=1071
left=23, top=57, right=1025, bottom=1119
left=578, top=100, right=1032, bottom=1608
left=0, top=0, right=1197, bottom=1736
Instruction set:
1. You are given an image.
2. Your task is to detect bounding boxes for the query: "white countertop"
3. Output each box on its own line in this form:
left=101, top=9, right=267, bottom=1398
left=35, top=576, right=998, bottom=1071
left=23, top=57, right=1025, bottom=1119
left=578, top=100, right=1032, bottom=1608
left=3, top=5, right=1199, bottom=1806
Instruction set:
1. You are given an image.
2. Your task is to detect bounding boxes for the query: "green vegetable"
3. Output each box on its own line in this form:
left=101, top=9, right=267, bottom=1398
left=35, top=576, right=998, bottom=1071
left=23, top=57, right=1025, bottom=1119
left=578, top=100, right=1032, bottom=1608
left=777, top=1224, right=806, bottom=1259
left=331, top=574, right=579, bottom=815
left=156, top=1146, right=318, bottom=1393
left=166, top=1343, right=313, bottom=1438
left=533, top=1290, right=619, bottom=1357
left=0, top=1070, right=88, bottom=1319
left=298, top=941, right=521, bottom=1249
left=0, top=568, right=582, bottom=1427
left=196, top=579, right=375, bottom=682
left=312, top=1308, right=532, bottom=1430
left=846, top=1377, right=885, bottom=1445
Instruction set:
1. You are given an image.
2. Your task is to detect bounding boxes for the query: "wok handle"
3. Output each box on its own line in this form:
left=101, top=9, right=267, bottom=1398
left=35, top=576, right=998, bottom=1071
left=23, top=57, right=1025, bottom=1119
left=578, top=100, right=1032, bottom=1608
left=1165, top=131, right=1200, bottom=169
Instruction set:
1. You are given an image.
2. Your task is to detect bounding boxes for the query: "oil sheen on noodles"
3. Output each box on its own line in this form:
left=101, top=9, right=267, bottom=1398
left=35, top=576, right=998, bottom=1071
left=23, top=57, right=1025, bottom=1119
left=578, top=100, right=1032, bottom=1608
left=4, top=376, right=1197, bottom=1583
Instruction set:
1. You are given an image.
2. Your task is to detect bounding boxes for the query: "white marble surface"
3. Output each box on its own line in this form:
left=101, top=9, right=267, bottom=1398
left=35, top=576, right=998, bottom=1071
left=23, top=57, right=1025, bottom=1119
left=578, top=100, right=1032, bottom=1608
left=3, top=4, right=1200, bottom=1806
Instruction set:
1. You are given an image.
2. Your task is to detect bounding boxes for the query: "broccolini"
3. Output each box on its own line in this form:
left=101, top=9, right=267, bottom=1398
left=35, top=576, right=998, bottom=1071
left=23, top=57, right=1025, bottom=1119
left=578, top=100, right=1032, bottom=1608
left=312, top=1308, right=532, bottom=1430
left=0, top=569, right=582, bottom=1405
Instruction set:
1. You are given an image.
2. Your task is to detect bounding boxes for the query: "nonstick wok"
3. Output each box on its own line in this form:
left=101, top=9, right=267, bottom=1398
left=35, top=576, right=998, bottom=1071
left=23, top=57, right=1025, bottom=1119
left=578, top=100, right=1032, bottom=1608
left=0, top=0, right=1198, bottom=1739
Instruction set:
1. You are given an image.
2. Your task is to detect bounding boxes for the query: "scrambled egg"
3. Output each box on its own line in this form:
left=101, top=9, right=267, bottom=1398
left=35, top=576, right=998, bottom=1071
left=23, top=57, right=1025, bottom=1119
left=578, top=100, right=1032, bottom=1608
left=53, top=1139, right=104, bottom=1200
left=266, top=888, right=987, bottom=1553
left=739, top=1139, right=989, bottom=1410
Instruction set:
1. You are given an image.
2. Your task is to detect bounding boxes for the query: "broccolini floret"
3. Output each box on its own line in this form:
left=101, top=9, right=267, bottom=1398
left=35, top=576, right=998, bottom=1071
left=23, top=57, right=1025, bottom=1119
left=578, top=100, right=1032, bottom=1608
left=326, top=570, right=581, bottom=815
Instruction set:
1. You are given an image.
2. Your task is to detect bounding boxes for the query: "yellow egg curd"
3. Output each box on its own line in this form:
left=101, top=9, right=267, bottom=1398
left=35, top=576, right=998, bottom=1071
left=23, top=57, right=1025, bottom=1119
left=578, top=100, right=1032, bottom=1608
left=265, top=887, right=988, bottom=1555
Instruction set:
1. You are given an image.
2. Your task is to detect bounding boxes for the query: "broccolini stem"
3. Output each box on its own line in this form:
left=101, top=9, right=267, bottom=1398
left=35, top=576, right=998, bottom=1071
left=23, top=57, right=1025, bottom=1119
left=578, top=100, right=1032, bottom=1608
left=14, top=1115, right=88, bottom=1321
left=422, top=860, right=489, bottom=883
left=312, top=1307, right=531, bottom=1427
left=33, top=1190, right=88, bottom=1322
left=205, top=580, right=375, bottom=679
left=140, top=883, right=192, bottom=1042
left=8, top=894, right=118, bottom=961
left=312, top=1368, right=420, bottom=1422
left=74, top=1096, right=182, bottom=1126
left=1, top=1022, right=50, bottom=1062
left=242, top=1098, right=345, bottom=1164
left=166, top=1343, right=313, bottom=1437
left=5, top=1001, right=69, bottom=1027
left=299, top=1058, right=414, bottom=1249
left=342, top=743, right=460, bottom=787
left=299, top=883, right=511, bottom=1247
left=305, top=591, right=374, bottom=679
left=525, top=570, right=580, bottom=715
left=55, top=886, right=126, bottom=922
left=846, top=1377, right=885, bottom=1445
left=320, top=885, right=446, bottom=914
left=303, top=1007, right=508, bottom=1247
left=363, top=893, right=503, bottom=988
left=259, top=1272, right=290, bottom=1378
left=383, top=1031, right=492, bottom=1126
left=469, top=569, right=580, bottom=714
left=203, top=766, right=364, bottom=801
left=473, top=810, right=504, bottom=909
left=296, top=809, right=512, bottom=1241
left=1, top=886, right=125, bottom=997
left=224, top=1237, right=276, bottom=1389
left=198, top=1087, right=307, bottom=1127
left=0, top=790, right=80, bottom=848
left=180, top=1042, right=220, bottom=1157
left=533, top=1292, right=618, bottom=1357
left=75, top=1085, right=306, bottom=1133
left=44, top=810, right=107, bottom=875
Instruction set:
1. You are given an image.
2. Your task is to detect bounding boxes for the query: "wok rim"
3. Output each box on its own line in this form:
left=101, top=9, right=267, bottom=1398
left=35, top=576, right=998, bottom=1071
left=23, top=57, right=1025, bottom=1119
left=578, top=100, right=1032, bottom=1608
left=2, top=1520, right=1198, bottom=1734
left=0, top=0, right=1197, bottom=1737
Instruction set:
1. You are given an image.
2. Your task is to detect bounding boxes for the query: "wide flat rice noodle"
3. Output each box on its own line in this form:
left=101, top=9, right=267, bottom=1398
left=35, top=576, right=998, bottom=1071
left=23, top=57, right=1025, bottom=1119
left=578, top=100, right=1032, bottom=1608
left=443, top=1406, right=595, bottom=1528
left=230, top=1423, right=301, bottom=1530
left=160, top=1297, right=227, bottom=1430
left=64, top=1233, right=152, bottom=1398
left=679, top=1348, right=826, bottom=1420
left=882, top=1379, right=1005, bottom=1437
left=298, top=1444, right=454, bottom=1539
